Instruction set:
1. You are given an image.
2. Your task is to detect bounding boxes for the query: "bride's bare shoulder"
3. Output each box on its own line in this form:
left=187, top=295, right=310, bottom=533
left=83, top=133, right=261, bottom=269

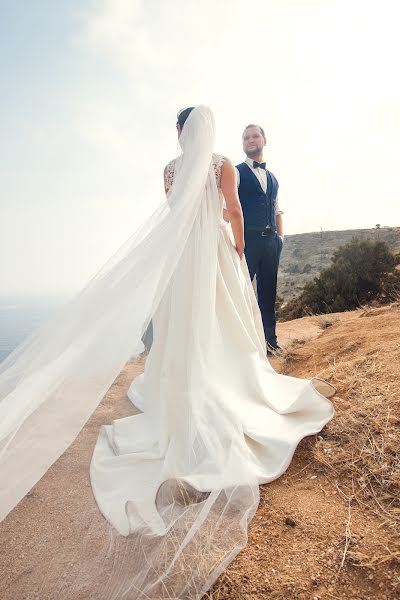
left=213, top=154, right=235, bottom=169
left=212, top=152, right=227, bottom=164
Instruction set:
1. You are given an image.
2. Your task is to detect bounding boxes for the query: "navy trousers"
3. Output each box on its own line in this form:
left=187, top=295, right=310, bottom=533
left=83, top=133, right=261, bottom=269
left=244, top=230, right=283, bottom=345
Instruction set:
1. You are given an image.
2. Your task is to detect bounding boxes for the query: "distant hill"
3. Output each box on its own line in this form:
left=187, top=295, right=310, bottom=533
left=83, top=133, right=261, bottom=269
left=278, top=226, right=400, bottom=302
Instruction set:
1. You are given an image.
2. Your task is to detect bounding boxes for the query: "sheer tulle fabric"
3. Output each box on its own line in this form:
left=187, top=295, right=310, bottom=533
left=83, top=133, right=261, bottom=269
left=0, top=105, right=333, bottom=599
left=0, top=106, right=216, bottom=521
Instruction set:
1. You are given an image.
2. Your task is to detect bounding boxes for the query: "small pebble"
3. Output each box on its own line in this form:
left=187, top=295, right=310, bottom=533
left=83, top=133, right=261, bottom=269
left=284, top=517, right=296, bottom=527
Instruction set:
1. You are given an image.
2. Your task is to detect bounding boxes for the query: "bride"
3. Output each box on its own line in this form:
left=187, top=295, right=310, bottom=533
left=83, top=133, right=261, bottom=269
left=0, top=105, right=334, bottom=599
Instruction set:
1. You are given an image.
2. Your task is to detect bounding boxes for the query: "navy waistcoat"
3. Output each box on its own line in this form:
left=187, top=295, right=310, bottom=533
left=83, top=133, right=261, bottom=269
left=236, top=163, right=279, bottom=231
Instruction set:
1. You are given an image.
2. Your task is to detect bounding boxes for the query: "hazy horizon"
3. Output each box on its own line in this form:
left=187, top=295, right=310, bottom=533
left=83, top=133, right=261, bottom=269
left=1, top=224, right=398, bottom=298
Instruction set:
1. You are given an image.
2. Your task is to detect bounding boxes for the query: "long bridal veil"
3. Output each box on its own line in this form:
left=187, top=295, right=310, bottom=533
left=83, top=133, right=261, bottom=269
left=0, top=105, right=261, bottom=598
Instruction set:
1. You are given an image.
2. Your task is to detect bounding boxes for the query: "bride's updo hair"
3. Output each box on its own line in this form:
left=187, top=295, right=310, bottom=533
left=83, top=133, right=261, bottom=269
left=177, top=107, right=195, bottom=130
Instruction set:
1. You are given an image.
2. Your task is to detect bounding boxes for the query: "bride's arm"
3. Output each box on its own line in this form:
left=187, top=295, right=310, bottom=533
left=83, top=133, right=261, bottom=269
left=220, top=159, right=245, bottom=259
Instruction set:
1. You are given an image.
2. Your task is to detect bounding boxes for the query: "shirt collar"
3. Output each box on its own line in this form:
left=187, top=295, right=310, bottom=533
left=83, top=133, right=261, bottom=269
left=245, top=157, right=264, bottom=169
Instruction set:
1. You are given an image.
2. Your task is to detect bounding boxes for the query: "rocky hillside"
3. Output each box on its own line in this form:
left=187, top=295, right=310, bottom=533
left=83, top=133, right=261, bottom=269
left=278, top=226, right=400, bottom=302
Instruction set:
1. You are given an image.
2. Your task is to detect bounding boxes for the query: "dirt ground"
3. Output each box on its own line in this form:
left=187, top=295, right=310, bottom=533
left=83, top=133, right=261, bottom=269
left=207, top=304, right=400, bottom=600
left=0, top=306, right=399, bottom=599
left=0, top=361, right=145, bottom=600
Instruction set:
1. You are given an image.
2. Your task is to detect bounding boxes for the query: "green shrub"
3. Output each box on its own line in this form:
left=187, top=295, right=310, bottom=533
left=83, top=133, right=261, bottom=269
left=279, top=239, right=397, bottom=320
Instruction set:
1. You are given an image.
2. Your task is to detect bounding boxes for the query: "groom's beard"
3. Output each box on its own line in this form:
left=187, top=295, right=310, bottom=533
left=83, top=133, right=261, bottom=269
left=245, top=148, right=262, bottom=158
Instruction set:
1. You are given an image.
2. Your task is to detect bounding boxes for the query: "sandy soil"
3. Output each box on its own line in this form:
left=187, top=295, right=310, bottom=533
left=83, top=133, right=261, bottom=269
left=276, top=309, right=360, bottom=350
left=1, top=306, right=399, bottom=599
left=0, top=360, right=144, bottom=600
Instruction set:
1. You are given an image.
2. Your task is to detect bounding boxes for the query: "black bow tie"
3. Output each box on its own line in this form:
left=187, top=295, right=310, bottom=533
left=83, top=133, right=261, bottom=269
left=253, top=161, right=266, bottom=170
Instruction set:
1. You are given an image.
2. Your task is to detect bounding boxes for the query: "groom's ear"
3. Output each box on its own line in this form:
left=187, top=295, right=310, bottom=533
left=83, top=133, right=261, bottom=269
left=261, top=129, right=267, bottom=145
left=257, top=125, right=267, bottom=145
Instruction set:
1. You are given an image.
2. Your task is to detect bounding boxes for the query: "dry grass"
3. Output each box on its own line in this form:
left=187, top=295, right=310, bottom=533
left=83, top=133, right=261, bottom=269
left=286, top=304, right=400, bottom=573
left=314, top=360, right=399, bottom=520
left=318, top=315, right=340, bottom=329
left=203, top=305, right=400, bottom=599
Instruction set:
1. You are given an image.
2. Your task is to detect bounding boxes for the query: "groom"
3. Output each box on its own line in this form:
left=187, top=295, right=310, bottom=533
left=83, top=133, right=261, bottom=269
left=236, top=124, right=284, bottom=356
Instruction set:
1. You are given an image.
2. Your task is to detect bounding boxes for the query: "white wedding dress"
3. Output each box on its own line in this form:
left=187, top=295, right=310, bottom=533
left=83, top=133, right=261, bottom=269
left=90, top=152, right=334, bottom=540
left=0, top=106, right=334, bottom=599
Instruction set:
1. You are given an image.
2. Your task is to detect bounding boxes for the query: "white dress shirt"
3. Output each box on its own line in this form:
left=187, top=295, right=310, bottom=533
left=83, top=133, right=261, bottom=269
left=235, top=158, right=283, bottom=216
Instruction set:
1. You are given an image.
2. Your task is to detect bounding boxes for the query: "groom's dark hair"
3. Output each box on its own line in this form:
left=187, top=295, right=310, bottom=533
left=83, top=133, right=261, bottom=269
left=177, top=107, right=195, bottom=129
left=243, top=124, right=266, bottom=142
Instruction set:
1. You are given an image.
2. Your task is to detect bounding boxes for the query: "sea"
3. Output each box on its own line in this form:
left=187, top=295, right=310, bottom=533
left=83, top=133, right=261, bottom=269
left=0, top=296, right=67, bottom=364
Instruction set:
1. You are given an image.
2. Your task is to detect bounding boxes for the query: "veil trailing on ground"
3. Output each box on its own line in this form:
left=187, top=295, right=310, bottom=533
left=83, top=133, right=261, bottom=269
left=0, top=105, right=261, bottom=598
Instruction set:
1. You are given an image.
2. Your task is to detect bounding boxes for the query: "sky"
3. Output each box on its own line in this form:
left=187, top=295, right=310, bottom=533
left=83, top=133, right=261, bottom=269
left=0, top=0, right=399, bottom=296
